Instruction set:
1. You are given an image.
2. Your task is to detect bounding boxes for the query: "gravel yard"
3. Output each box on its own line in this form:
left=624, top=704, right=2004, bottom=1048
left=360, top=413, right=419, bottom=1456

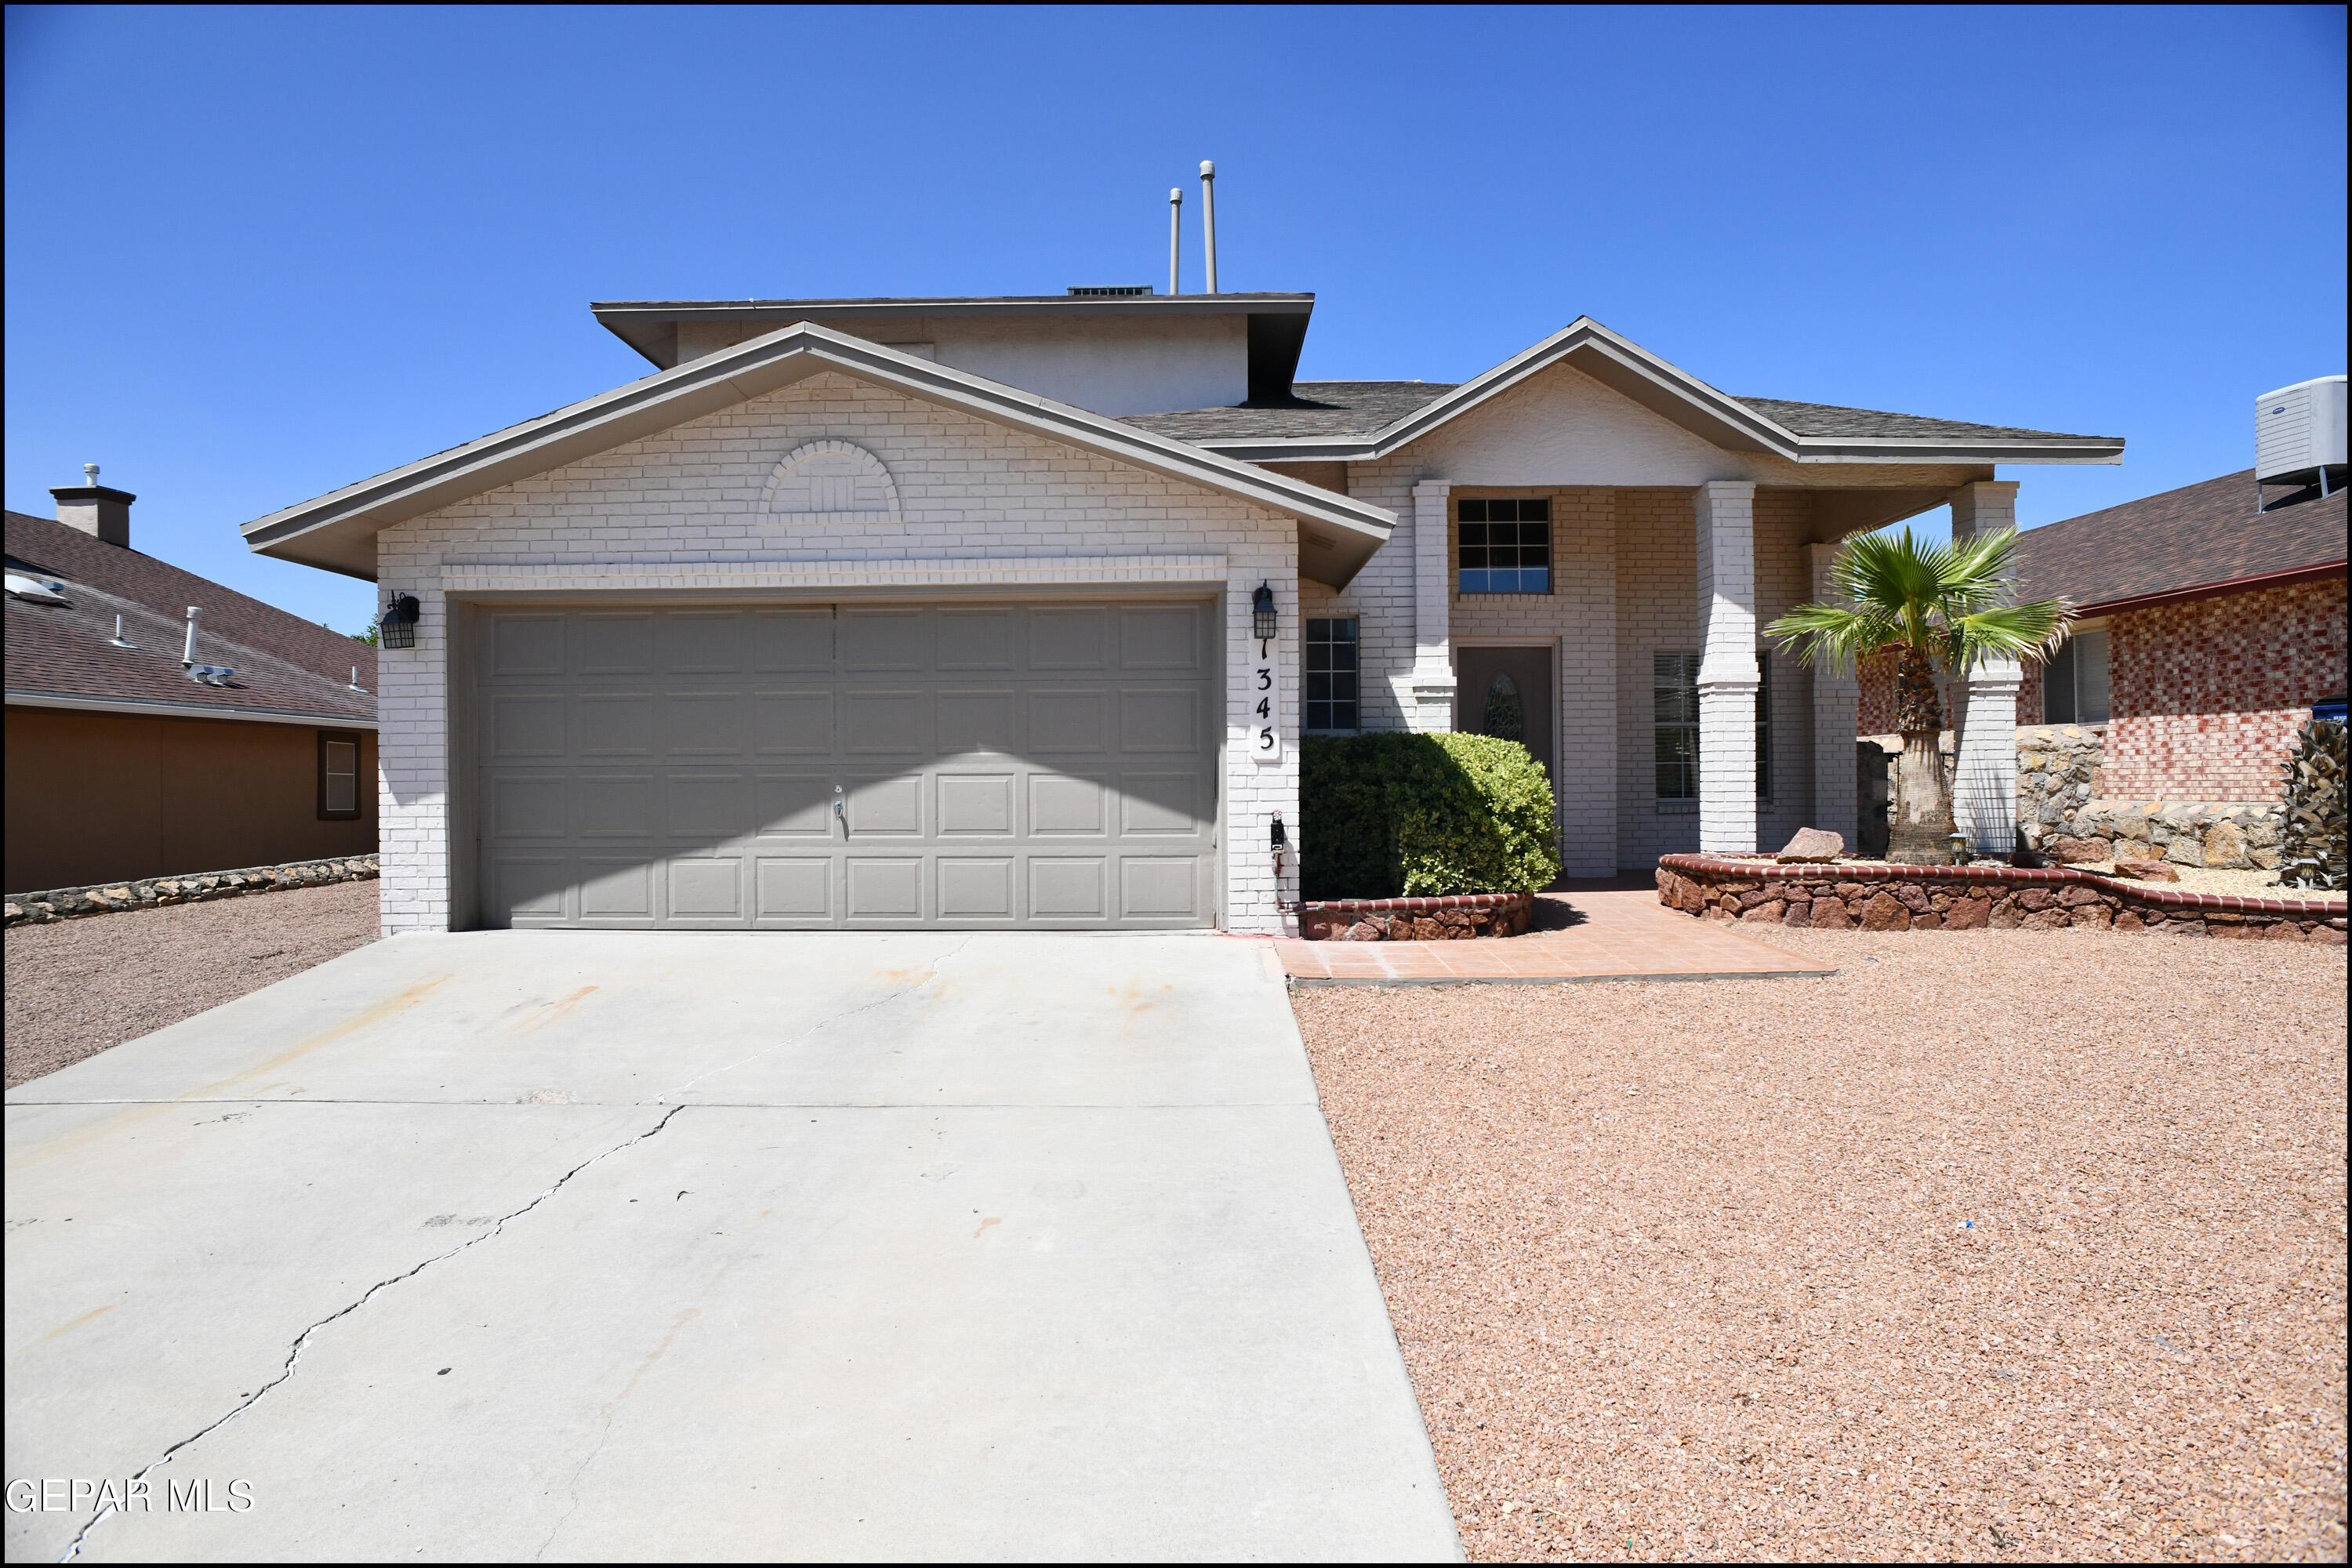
left=1294, top=927, right=2348, bottom=1562
left=4, top=880, right=380, bottom=1087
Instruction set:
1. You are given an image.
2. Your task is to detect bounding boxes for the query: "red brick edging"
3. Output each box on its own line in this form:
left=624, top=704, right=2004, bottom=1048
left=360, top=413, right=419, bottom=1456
left=1296, top=891, right=1533, bottom=942
left=1657, top=855, right=2347, bottom=941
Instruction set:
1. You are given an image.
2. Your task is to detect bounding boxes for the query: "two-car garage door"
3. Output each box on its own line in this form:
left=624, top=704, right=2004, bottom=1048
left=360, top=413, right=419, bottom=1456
left=474, top=601, right=1219, bottom=929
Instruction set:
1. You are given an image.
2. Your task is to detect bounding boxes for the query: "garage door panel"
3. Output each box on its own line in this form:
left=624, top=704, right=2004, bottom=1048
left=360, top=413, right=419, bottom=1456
left=1120, top=604, right=1203, bottom=670
left=938, top=773, right=1014, bottom=836
left=577, top=773, right=659, bottom=838
left=843, top=690, right=927, bottom=753
left=488, top=775, right=566, bottom=839
left=754, top=857, right=833, bottom=920
left=1029, top=689, right=1106, bottom=753
left=668, top=773, right=753, bottom=838
left=752, top=610, right=836, bottom=673
left=754, top=773, right=836, bottom=837
left=666, top=858, right=744, bottom=920
left=1030, top=774, right=1106, bottom=835
left=846, top=858, right=924, bottom=920
left=492, top=616, right=566, bottom=677
left=938, top=609, right=1016, bottom=670
left=1121, top=688, right=1200, bottom=752
left=938, top=857, right=1015, bottom=920
left=1030, top=608, right=1109, bottom=670
left=667, top=691, right=747, bottom=755
left=579, top=859, right=655, bottom=920
left=753, top=691, right=833, bottom=754
left=477, top=603, right=1215, bottom=930
left=848, top=774, right=922, bottom=835
left=488, top=694, right=566, bottom=758
left=662, top=612, right=747, bottom=673
left=578, top=614, right=655, bottom=674
left=578, top=692, right=658, bottom=756
left=840, top=610, right=924, bottom=671
left=937, top=689, right=1016, bottom=752
left=1120, top=856, right=1200, bottom=920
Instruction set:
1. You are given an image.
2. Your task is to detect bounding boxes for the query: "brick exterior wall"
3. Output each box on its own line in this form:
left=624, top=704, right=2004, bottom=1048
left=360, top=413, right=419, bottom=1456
left=373, top=369, right=1301, bottom=935
left=2100, top=576, right=2347, bottom=801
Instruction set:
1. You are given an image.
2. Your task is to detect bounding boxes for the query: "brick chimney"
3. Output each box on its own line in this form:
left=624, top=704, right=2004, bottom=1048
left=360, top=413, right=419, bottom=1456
left=52, top=463, right=134, bottom=547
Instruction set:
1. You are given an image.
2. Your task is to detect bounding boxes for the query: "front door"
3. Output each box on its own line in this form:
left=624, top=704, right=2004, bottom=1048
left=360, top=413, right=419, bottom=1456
left=1454, top=646, right=1553, bottom=782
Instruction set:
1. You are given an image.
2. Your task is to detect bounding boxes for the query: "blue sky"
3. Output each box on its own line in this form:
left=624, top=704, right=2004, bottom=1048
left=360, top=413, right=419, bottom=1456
left=5, top=4, right=2344, bottom=633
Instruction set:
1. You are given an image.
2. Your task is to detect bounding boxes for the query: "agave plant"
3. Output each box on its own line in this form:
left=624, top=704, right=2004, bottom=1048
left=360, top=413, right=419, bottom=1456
left=1766, top=527, right=2071, bottom=864
left=2278, top=717, right=2347, bottom=891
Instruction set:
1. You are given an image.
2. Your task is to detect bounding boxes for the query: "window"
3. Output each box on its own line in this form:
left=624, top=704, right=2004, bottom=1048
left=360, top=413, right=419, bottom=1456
left=2042, top=628, right=2110, bottom=723
left=1458, top=498, right=1551, bottom=593
left=1305, top=618, right=1359, bottom=731
left=1481, top=673, right=1526, bottom=744
left=318, top=731, right=362, bottom=820
left=1653, top=652, right=1770, bottom=800
left=1654, top=652, right=1700, bottom=799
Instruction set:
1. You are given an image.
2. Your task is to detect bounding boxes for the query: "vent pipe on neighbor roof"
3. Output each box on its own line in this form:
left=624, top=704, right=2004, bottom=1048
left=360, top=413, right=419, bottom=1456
left=1200, top=161, right=1218, bottom=294
left=1167, top=187, right=1183, bottom=296
left=181, top=606, right=201, bottom=667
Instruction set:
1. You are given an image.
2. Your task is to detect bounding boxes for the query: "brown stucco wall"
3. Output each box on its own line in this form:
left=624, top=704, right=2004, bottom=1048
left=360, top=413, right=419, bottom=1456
left=4, top=707, right=376, bottom=892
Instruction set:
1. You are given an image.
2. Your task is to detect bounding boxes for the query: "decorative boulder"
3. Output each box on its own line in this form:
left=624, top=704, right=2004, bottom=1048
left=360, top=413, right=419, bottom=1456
left=2109, top=859, right=2180, bottom=882
left=1776, top=827, right=1846, bottom=863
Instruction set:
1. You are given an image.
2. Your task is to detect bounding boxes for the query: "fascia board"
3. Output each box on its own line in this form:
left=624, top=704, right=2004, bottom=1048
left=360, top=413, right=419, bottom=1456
left=243, top=323, right=1393, bottom=579
left=6, top=690, right=377, bottom=729
left=1789, top=438, right=2127, bottom=465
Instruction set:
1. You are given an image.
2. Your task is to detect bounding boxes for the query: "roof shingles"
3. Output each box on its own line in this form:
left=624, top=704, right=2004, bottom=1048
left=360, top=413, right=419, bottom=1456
left=2013, top=471, right=2347, bottom=609
left=5, top=510, right=376, bottom=724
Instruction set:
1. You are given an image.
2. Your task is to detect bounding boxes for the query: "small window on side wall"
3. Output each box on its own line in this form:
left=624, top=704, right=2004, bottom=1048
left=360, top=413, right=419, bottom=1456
left=2043, top=629, right=2111, bottom=724
left=318, top=731, right=362, bottom=820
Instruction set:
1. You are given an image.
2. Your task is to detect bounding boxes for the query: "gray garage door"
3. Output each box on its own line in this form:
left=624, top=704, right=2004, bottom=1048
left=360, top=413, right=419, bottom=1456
left=474, top=601, right=1219, bottom=929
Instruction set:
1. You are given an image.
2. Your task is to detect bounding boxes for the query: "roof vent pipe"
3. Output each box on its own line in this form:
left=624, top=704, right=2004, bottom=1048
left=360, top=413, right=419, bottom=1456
left=181, top=605, right=201, bottom=668
left=1167, top=187, right=1183, bottom=297
left=1199, top=161, right=1218, bottom=294
left=111, top=614, right=132, bottom=648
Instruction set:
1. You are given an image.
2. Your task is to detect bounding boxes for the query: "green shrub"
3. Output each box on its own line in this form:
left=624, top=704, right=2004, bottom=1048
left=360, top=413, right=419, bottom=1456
left=1300, top=731, right=1561, bottom=898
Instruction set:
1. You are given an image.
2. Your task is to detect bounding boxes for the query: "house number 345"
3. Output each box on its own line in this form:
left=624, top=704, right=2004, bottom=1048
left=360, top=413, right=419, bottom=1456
left=1252, top=643, right=1281, bottom=763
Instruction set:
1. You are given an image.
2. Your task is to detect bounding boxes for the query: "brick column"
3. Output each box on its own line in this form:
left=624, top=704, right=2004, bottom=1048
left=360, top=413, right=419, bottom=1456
left=1409, top=480, right=1455, bottom=732
left=1950, top=480, right=2023, bottom=855
left=1806, top=541, right=1860, bottom=848
left=1556, top=489, right=1617, bottom=877
left=1695, top=481, right=1759, bottom=853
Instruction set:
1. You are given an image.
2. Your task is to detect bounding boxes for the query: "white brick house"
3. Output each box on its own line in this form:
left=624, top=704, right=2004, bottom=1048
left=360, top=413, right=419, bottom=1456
left=244, top=292, right=2122, bottom=935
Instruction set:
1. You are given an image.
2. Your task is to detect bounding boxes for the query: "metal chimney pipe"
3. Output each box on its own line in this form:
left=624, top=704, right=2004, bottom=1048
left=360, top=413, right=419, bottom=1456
left=1200, top=161, right=1218, bottom=293
left=1167, top=187, right=1183, bottom=296
left=181, top=605, right=201, bottom=667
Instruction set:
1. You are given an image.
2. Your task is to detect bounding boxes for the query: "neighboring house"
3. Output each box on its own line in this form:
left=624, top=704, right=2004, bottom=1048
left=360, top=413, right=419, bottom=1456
left=5, top=489, right=377, bottom=892
left=1857, top=381, right=2348, bottom=814
left=238, top=291, right=2121, bottom=934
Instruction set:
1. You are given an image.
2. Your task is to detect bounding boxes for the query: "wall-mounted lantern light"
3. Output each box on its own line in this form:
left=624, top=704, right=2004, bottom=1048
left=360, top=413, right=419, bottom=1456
left=1251, top=581, right=1278, bottom=641
left=379, top=593, right=421, bottom=649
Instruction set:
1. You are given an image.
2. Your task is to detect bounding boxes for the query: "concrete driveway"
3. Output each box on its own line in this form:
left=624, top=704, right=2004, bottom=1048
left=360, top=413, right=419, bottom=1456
left=5, top=932, right=1457, bottom=1563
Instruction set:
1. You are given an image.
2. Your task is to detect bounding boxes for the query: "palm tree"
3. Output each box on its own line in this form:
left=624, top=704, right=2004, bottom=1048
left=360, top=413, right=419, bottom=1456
left=1766, top=526, right=2070, bottom=865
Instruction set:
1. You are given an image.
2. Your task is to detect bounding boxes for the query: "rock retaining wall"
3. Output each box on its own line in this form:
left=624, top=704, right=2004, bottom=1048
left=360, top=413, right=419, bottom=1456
left=1657, top=855, right=2345, bottom=942
left=1295, top=891, right=1534, bottom=942
left=5, top=855, right=381, bottom=927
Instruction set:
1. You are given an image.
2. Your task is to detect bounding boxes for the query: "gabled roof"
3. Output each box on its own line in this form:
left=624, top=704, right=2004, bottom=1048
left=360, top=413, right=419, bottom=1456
left=243, top=321, right=1397, bottom=587
left=2016, top=470, right=2347, bottom=614
left=6, top=510, right=376, bottom=727
left=1123, top=318, right=2125, bottom=466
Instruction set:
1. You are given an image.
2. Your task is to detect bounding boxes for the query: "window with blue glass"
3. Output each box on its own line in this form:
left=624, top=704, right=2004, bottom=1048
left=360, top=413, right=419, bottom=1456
left=1457, top=498, right=1551, bottom=593
left=1305, top=618, right=1359, bottom=731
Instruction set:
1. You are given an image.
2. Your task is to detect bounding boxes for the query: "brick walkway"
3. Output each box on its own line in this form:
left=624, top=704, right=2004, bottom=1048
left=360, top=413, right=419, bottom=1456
left=1272, top=882, right=1835, bottom=987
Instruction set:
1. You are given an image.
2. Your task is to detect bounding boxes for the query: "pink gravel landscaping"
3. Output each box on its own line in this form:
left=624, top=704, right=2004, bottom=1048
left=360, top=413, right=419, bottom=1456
left=3, top=879, right=381, bottom=1087
left=1294, top=927, right=2347, bottom=1562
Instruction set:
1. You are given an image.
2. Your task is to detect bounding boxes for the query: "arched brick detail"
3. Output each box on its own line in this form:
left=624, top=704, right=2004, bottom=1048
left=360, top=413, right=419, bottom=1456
left=760, top=439, right=900, bottom=522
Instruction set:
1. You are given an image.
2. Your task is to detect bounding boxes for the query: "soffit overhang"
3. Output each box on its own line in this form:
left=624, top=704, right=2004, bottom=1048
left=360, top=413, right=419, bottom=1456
left=241, top=323, right=1395, bottom=588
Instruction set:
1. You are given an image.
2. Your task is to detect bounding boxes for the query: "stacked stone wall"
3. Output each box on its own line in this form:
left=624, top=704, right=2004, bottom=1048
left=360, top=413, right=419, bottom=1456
left=1656, top=855, right=2345, bottom=942
left=5, top=855, right=381, bottom=926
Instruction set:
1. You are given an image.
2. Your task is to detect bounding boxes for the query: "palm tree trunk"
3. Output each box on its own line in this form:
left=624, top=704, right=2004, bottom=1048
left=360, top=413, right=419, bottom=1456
left=1889, top=644, right=1955, bottom=864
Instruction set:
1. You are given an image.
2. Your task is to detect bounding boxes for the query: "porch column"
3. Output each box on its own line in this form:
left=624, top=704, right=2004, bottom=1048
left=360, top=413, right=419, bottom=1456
left=1409, top=479, right=1455, bottom=731
left=1950, top=480, right=2023, bottom=855
left=1806, top=541, right=1860, bottom=847
left=1694, top=480, right=1759, bottom=853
